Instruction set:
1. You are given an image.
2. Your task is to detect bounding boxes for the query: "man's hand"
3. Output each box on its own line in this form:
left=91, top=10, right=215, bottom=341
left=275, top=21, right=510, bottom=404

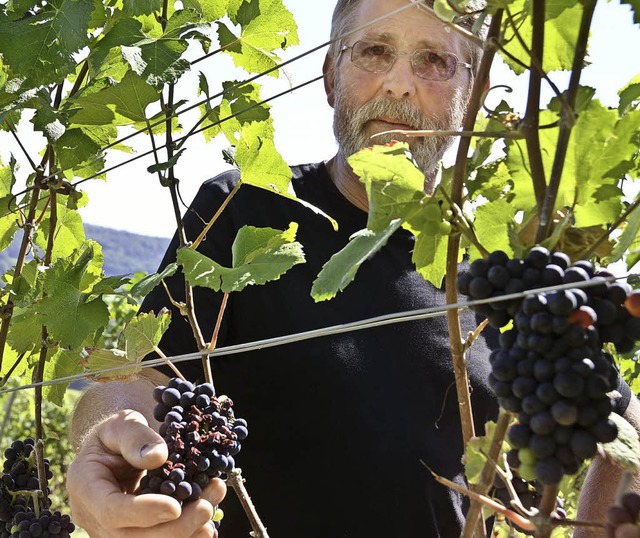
left=67, top=409, right=226, bottom=538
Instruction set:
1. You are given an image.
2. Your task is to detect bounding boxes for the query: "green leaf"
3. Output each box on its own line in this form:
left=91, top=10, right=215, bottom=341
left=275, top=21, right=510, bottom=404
left=139, top=9, right=198, bottom=85
left=88, top=18, right=146, bottom=72
left=123, top=310, right=171, bottom=362
left=43, top=348, right=83, bottom=407
left=6, top=305, right=42, bottom=357
left=0, top=0, right=94, bottom=86
left=51, top=127, right=105, bottom=180
left=600, top=412, right=640, bottom=471
left=311, top=219, right=403, bottom=302
left=197, top=0, right=230, bottom=20
left=178, top=223, right=306, bottom=293
left=69, top=70, right=160, bottom=125
left=610, top=203, right=640, bottom=264
left=83, top=347, right=141, bottom=380
left=147, top=148, right=186, bottom=174
left=347, top=143, right=426, bottom=232
left=38, top=246, right=110, bottom=349
left=235, top=120, right=292, bottom=196
left=219, top=0, right=298, bottom=76
left=35, top=203, right=86, bottom=261
left=464, top=421, right=509, bottom=485
left=500, top=0, right=581, bottom=74
left=130, top=262, right=179, bottom=297
left=471, top=199, right=516, bottom=258
left=412, top=225, right=449, bottom=287
left=121, top=0, right=162, bottom=16
left=620, top=74, right=640, bottom=115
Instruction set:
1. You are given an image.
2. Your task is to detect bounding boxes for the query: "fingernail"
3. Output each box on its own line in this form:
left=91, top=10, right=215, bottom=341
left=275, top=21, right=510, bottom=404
left=139, top=441, right=163, bottom=458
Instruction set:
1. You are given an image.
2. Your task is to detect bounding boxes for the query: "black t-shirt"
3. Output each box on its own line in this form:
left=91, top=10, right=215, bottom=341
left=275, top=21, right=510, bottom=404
left=140, top=162, right=631, bottom=537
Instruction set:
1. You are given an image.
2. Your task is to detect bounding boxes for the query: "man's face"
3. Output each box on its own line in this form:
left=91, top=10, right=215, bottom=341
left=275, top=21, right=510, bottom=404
left=326, top=0, right=474, bottom=178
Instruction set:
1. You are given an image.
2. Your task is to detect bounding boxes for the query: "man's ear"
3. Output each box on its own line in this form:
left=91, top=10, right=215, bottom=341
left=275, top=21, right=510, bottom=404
left=323, top=53, right=336, bottom=109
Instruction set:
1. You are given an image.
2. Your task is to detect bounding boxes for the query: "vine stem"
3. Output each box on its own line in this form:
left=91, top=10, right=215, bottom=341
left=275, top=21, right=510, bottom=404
left=534, top=483, right=560, bottom=538
left=520, top=0, right=548, bottom=213
left=444, top=9, right=502, bottom=538
left=535, top=0, right=597, bottom=243
left=462, top=409, right=512, bottom=536
left=192, top=180, right=243, bottom=250
left=227, top=468, right=271, bottom=538
left=208, top=292, right=229, bottom=351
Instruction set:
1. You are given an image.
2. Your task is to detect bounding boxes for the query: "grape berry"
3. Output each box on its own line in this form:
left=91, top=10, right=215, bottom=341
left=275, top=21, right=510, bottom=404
left=0, top=438, right=74, bottom=537
left=140, top=377, right=248, bottom=505
left=458, top=247, right=636, bottom=486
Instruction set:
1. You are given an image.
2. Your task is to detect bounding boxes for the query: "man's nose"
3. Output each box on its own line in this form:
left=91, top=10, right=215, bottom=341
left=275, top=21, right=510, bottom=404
left=381, top=55, right=417, bottom=99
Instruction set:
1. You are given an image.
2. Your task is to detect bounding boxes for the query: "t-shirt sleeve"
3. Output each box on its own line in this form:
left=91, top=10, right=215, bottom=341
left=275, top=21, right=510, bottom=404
left=138, top=170, right=240, bottom=381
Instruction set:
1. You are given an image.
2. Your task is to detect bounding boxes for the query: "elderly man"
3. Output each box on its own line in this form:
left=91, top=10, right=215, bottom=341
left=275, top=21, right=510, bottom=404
left=66, top=0, right=639, bottom=537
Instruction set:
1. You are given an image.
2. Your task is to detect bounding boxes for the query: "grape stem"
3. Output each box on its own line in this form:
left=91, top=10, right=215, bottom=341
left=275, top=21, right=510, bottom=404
left=227, top=468, right=271, bottom=538
left=152, top=346, right=186, bottom=381
left=428, top=468, right=536, bottom=532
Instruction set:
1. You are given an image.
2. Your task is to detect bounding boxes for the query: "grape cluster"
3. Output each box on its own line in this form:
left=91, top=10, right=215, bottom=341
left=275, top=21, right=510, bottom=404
left=139, top=377, right=248, bottom=503
left=3, top=509, right=75, bottom=538
left=0, top=439, right=74, bottom=537
left=457, top=248, right=638, bottom=485
left=606, top=492, right=640, bottom=538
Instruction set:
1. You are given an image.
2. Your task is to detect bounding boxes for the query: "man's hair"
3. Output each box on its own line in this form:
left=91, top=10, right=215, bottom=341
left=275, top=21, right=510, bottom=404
left=328, top=0, right=487, bottom=72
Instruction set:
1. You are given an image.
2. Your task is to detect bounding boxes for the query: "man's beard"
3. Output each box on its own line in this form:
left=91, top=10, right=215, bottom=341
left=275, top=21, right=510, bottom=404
left=332, top=87, right=468, bottom=181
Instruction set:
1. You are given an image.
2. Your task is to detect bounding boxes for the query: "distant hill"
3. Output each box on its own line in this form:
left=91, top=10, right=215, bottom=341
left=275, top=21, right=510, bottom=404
left=0, top=223, right=171, bottom=277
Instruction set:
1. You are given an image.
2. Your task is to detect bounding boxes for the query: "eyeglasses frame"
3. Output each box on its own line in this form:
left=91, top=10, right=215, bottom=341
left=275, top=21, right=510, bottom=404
left=338, top=40, right=473, bottom=81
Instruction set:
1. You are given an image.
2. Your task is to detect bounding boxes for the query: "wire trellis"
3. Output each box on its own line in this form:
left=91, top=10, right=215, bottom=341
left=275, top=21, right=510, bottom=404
left=0, top=274, right=632, bottom=397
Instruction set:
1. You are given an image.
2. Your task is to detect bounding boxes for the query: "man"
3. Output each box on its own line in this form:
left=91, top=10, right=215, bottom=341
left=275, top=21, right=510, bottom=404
left=67, top=0, right=640, bottom=537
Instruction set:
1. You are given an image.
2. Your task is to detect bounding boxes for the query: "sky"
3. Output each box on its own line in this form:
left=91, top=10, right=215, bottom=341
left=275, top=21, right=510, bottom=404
left=2, top=1, right=640, bottom=239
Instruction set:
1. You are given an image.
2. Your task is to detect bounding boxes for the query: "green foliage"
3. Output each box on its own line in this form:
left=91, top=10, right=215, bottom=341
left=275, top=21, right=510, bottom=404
left=178, top=222, right=306, bottom=293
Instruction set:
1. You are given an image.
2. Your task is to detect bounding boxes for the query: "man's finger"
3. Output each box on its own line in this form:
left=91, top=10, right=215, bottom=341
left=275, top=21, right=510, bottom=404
left=97, top=409, right=168, bottom=470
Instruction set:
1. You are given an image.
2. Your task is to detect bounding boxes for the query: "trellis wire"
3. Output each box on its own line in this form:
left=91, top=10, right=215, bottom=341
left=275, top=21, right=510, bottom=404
left=0, top=274, right=631, bottom=396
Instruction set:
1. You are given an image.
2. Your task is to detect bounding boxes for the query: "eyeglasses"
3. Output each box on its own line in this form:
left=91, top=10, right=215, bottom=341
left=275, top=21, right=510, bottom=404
left=339, top=40, right=472, bottom=82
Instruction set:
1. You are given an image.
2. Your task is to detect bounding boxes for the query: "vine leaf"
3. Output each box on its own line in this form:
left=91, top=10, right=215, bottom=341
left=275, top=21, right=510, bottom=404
left=123, top=310, right=172, bottom=362
left=0, top=0, right=94, bottom=86
left=130, top=262, right=179, bottom=297
left=311, top=219, right=403, bottom=302
left=82, top=311, right=170, bottom=381
left=464, top=421, right=508, bottom=485
left=599, top=412, right=640, bottom=471
left=43, top=348, right=84, bottom=407
left=82, top=348, right=140, bottom=381
left=619, top=74, right=640, bottom=114
left=235, top=121, right=292, bottom=196
left=218, top=0, right=299, bottom=76
left=38, top=246, right=110, bottom=349
left=348, top=142, right=425, bottom=232
left=499, top=0, right=582, bottom=75
left=139, top=9, right=198, bottom=85
left=69, top=70, right=160, bottom=125
left=469, top=198, right=515, bottom=259
left=178, top=222, right=305, bottom=293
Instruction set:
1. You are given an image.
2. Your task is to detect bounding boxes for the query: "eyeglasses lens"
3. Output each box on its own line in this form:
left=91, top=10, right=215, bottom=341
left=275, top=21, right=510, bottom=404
left=350, top=41, right=458, bottom=81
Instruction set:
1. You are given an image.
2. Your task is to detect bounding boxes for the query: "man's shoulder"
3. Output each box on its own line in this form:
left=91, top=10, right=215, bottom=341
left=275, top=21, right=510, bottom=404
left=194, top=162, right=329, bottom=204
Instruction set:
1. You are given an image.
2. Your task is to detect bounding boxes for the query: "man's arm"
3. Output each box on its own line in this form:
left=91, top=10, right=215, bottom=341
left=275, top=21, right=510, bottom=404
left=66, top=370, right=226, bottom=538
left=574, top=395, right=640, bottom=537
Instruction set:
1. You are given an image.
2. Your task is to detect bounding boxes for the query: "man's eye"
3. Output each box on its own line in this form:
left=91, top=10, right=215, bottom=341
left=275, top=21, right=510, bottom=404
left=363, top=44, right=388, bottom=57
left=426, top=52, right=445, bottom=66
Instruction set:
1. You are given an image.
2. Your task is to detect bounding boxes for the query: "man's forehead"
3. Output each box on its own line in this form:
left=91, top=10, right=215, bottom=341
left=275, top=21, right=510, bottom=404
left=352, top=2, right=464, bottom=50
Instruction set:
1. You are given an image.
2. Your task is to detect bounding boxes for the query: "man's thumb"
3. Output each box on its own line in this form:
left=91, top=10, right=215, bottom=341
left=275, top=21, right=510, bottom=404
left=98, top=409, right=168, bottom=470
